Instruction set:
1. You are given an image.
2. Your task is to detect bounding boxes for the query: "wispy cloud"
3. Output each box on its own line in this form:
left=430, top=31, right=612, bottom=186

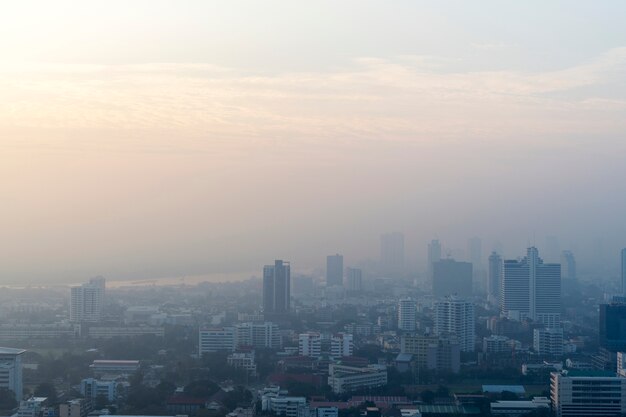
left=1, top=48, right=625, bottom=151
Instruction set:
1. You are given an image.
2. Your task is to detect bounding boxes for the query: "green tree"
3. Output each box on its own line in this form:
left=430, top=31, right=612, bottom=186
left=34, top=382, right=58, bottom=404
left=0, top=389, right=17, bottom=410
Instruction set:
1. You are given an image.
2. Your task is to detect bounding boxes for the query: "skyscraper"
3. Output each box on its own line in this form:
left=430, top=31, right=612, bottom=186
left=621, top=248, right=626, bottom=296
left=432, top=259, right=473, bottom=298
left=70, top=280, right=104, bottom=323
left=397, top=298, right=416, bottom=332
left=560, top=250, right=576, bottom=283
left=501, top=247, right=561, bottom=327
left=427, top=239, right=442, bottom=280
left=380, top=232, right=405, bottom=276
left=599, top=302, right=626, bottom=352
left=345, top=267, right=363, bottom=292
left=467, top=237, right=482, bottom=268
left=326, top=254, right=344, bottom=287
left=488, top=252, right=503, bottom=306
left=263, top=260, right=291, bottom=314
left=434, top=297, right=475, bottom=352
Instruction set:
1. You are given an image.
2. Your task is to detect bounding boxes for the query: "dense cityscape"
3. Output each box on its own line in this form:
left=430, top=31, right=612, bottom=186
left=1, top=237, right=626, bottom=417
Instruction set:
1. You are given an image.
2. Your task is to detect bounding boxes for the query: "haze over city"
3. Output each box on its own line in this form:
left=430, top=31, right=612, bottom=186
left=1, top=1, right=626, bottom=283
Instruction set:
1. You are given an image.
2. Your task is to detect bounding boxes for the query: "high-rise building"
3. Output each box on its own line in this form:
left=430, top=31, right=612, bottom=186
left=234, top=322, right=281, bottom=349
left=488, top=252, right=503, bottom=306
left=551, top=370, right=626, bottom=417
left=345, top=267, right=363, bottom=292
left=380, top=232, right=404, bottom=276
left=467, top=237, right=482, bottom=268
left=330, top=333, right=354, bottom=358
left=621, top=248, right=626, bottom=296
left=326, top=254, right=344, bottom=287
left=434, top=297, right=475, bottom=352
left=0, top=347, right=25, bottom=401
left=397, top=298, right=416, bottom=332
left=560, top=251, right=576, bottom=282
left=427, top=239, right=442, bottom=280
left=501, top=247, right=561, bottom=327
left=432, top=259, right=473, bottom=298
left=263, top=260, right=291, bottom=314
left=70, top=280, right=105, bottom=323
left=599, top=302, right=626, bottom=352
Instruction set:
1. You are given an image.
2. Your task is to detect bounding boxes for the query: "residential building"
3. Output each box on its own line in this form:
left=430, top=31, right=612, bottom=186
left=299, top=332, right=322, bottom=357
left=533, top=328, right=564, bottom=356
left=70, top=281, right=104, bottom=323
left=432, top=259, right=473, bottom=298
left=330, top=333, right=353, bottom=358
left=199, top=327, right=236, bottom=354
left=483, top=335, right=511, bottom=354
left=0, top=347, right=25, bottom=401
left=263, top=260, right=291, bottom=314
left=501, top=247, right=561, bottom=327
left=434, top=297, right=475, bottom=352
left=551, top=370, right=626, bottom=417
left=80, top=378, right=118, bottom=402
left=400, top=334, right=460, bottom=373
left=59, top=399, right=92, bottom=417
left=328, top=364, right=388, bottom=394
left=17, top=397, right=49, bottom=417
left=326, top=254, right=344, bottom=287
left=227, top=351, right=257, bottom=376
left=397, top=298, right=416, bottom=332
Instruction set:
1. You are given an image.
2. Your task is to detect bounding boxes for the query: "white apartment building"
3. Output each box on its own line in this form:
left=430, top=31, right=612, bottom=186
left=331, top=333, right=353, bottom=358
left=299, top=332, right=322, bottom=357
left=17, top=397, right=48, bottom=417
left=482, top=335, right=511, bottom=354
left=397, top=298, right=416, bottom=332
left=80, top=378, right=118, bottom=402
left=534, top=327, right=564, bottom=356
left=235, top=322, right=281, bottom=349
left=70, top=280, right=105, bottom=323
left=434, top=297, right=475, bottom=352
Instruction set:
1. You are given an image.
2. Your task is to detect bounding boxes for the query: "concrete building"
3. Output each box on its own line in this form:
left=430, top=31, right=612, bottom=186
left=533, top=328, right=564, bottom=356
left=263, top=260, right=291, bottom=314
left=434, top=297, right=475, bottom=352
left=299, top=332, right=322, bottom=357
left=17, top=397, right=49, bottom=417
left=70, top=281, right=104, bottom=323
left=427, top=239, right=442, bottom=281
left=59, top=399, right=91, bottom=417
left=235, top=322, right=281, bottom=349
left=490, top=397, right=550, bottom=416
left=80, top=378, right=118, bottom=402
left=551, top=370, right=626, bottom=417
left=345, top=268, right=363, bottom=292
left=227, top=351, right=257, bottom=376
left=600, top=302, right=626, bottom=352
left=328, top=364, right=388, bottom=394
left=400, top=334, right=460, bottom=373
left=90, top=360, right=140, bottom=376
left=397, top=298, right=416, bottom=332
left=330, top=333, right=353, bottom=358
left=0, top=347, right=25, bottom=401
left=560, top=251, right=576, bottom=283
left=326, top=254, right=344, bottom=287
left=199, top=327, right=236, bottom=354
left=501, top=247, right=561, bottom=327
left=488, top=252, right=503, bottom=306
left=483, top=335, right=511, bottom=354
left=432, top=259, right=473, bottom=298
left=0, top=324, right=79, bottom=340
left=87, top=326, right=164, bottom=339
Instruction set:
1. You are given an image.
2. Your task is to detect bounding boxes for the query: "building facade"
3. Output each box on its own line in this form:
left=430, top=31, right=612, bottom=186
left=551, top=370, right=626, bottom=417
left=326, top=254, right=344, bottom=287
left=263, top=260, right=291, bottom=314
left=397, top=298, right=416, bottom=332
left=434, top=298, right=475, bottom=352
left=432, top=259, right=473, bottom=298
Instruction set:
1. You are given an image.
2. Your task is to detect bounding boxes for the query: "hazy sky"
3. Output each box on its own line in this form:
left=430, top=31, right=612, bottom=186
left=1, top=1, right=626, bottom=283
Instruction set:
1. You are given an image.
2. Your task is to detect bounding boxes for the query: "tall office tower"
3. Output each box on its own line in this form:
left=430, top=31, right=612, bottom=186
left=70, top=281, right=104, bottom=323
left=622, top=249, right=626, bottom=296
left=326, top=254, right=344, bottom=287
left=397, top=298, right=416, bottom=332
left=599, top=302, right=626, bottom=352
left=263, top=260, right=291, bottom=314
left=380, top=232, right=405, bottom=276
left=432, top=259, right=473, bottom=298
left=501, top=247, right=561, bottom=327
left=488, top=252, right=503, bottom=306
left=434, top=297, right=475, bottom=352
left=0, top=348, right=25, bottom=401
left=427, top=239, right=442, bottom=280
left=345, top=267, right=363, bottom=292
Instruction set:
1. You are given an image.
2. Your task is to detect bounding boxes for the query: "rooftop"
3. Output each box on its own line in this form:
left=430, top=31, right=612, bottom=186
left=0, top=347, right=26, bottom=355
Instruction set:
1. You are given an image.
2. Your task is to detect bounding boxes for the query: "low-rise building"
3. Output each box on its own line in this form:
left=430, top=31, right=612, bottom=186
left=328, top=364, right=387, bottom=394
left=90, top=360, right=140, bottom=377
left=227, top=351, right=257, bottom=376
left=551, top=370, right=626, bottom=417
left=490, top=397, right=550, bottom=416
